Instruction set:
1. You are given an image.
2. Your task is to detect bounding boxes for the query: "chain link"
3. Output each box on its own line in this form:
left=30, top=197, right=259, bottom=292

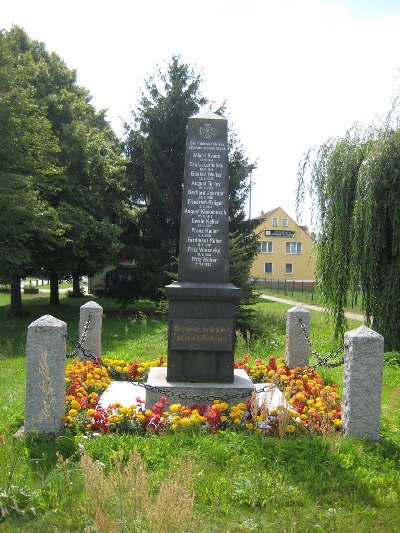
left=297, top=316, right=347, bottom=371
left=65, top=315, right=92, bottom=359
left=64, top=313, right=346, bottom=403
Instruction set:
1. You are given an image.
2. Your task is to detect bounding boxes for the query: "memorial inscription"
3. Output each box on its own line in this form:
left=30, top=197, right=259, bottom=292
left=165, top=111, right=241, bottom=382
left=178, top=117, right=229, bottom=283
left=170, top=319, right=233, bottom=351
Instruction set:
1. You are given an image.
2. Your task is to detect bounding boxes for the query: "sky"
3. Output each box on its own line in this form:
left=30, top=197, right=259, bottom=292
left=3, top=0, right=400, bottom=228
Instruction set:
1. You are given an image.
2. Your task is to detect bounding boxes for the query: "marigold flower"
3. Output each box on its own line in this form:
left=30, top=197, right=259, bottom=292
left=70, top=400, right=81, bottom=411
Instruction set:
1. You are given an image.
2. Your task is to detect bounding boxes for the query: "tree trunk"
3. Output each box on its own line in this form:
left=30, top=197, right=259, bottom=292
left=49, top=271, right=60, bottom=305
left=72, top=272, right=81, bottom=297
left=10, top=275, right=22, bottom=316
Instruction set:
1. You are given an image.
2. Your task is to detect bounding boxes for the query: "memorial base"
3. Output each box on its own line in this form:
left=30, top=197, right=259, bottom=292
left=166, top=281, right=241, bottom=382
left=145, top=367, right=254, bottom=409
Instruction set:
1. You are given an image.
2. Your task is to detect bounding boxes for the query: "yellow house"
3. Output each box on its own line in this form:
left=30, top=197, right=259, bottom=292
left=250, top=207, right=316, bottom=281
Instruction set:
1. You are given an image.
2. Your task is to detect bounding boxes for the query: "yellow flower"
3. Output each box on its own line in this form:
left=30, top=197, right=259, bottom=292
left=237, top=403, right=247, bottom=410
left=87, top=409, right=96, bottom=416
left=70, top=400, right=81, bottom=411
left=334, top=419, right=342, bottom=427
left=68, top=409, right=78, bottom=417
left=169, top=403, right=182, bottom=413
left=179, top=417, right=190, bottom=427
left=234, top=418, right=241, bottom=425
left=220, top=416, right=227, bottom=422
left=286, top=425, right=296, bottom=433
left=246, top=423, right=254, bottom=430
left=172, top=416, right=181, bottom=424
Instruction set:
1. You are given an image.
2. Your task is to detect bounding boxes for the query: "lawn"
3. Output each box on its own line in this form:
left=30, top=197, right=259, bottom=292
left=0, top=292, right=399, bottom=532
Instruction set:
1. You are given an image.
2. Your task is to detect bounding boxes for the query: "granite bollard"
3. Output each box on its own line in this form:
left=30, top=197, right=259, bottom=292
left=24, top=315, right=67, bottom=435
left=342, top=325, right=384, bottom=440
left=79, top=301, right=103, bottom=359
left=285, top=305, right=310, bottom=369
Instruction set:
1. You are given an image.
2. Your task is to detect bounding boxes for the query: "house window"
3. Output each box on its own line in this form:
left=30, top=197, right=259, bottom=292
left=286, top=242, right=302, bottom=254
left=264, top=262, right=273, bottom=274
left=282, top=218, right=289, bottom=227
left=272, top=217, right=278, bottom=227
left=257, top=241, right=273, bottom=253
left=285, top=263, right=293, bottom=274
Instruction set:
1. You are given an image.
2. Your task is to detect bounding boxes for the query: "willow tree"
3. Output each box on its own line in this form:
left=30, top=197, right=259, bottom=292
left=297, top=114, right=400, bottom=349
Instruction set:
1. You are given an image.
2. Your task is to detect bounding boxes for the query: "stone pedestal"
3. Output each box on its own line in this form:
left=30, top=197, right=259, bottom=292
left=24, top=315, right=67, bottom=435
left=146, top=367, right=254, bottom=409
left=342, top=326, right=384, bottom=440
left=166, top=281, right=241, bottom=382
left=79, top=301, right=103, bottom=359
left=286, top=306, right=310, bottom=368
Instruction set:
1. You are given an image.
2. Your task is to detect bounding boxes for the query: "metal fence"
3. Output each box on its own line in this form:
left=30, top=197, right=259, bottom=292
left=251, top=278, right=315, bottom=295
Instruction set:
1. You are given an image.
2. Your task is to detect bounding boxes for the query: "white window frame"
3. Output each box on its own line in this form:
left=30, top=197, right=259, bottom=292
left=257, top=241, right=273, bottom=253
left=282, top=218, right=289, bottom=227
left=285, top=263, right=293, bottom=274
left=264, top=262, right=273, bottom=274
left=272, top=217, right=278, bottom=227
left=285, top=241, right=302, bottom=254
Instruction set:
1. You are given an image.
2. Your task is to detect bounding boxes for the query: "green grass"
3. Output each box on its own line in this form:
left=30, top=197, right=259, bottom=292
left=257, top=287, right=364, bottom=314
left=0, top=292, right=399, bottom=531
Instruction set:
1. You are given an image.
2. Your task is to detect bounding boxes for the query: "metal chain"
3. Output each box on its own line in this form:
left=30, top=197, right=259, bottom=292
left=64, top=326, right=271, bottom=401
left=64, top=314, right=346, bottom=402
left=297, top=316, right=347, bottom=370
left=65, top=315, right=92, bottom=359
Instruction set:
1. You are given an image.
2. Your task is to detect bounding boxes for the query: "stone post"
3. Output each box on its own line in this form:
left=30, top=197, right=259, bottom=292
left=79, top=301, right=103, bottom=359
left=285, top=306, right=310, bottom=368
left=24, top=315, right=67, bottom=435
left=342, top=326, right=384, bottom=440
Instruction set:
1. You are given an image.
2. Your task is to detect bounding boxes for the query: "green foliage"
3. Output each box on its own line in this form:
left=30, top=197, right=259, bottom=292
left=297, top=106, right=400, bottom=349
left=114, top=56, right=257, bottom=333
left=0, top=293, right=399, bottom=531
left=1, top=26, right=128, bottom=310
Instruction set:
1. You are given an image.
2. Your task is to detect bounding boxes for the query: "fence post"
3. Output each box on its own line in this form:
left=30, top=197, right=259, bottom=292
left=79, top=301, right=103, bottom=358
left=285, top=306, right=310, bottom=369
left=342, top=326, right=384, bottom=440
left=24, top=315, right=67, bottom=435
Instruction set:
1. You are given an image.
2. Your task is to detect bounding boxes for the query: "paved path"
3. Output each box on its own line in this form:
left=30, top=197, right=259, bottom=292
left=259, top=294, right=364, bottom=322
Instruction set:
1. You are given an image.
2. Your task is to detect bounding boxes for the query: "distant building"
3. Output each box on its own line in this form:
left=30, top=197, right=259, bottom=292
left=250, top=207, right=316, bottom=281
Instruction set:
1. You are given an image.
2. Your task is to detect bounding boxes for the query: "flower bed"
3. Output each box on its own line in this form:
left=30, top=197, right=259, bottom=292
left=65, top=355, right=341, bottom=436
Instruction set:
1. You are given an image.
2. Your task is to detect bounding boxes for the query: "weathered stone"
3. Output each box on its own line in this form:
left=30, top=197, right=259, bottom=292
left=79, top=301, right=103, bottom=359
left=165, top=112, right=241, bottom=382
left=285, top=306, right=310, bottom=368
left=342, top=325, right=384, bottom=440
left=24, top=315, right=67, bottom=435
left=145, top=367, right=254, bottom=409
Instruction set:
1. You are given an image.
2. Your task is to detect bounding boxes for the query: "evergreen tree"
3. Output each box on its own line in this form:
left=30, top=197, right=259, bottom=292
left=111, top=57, right=258, bottom=330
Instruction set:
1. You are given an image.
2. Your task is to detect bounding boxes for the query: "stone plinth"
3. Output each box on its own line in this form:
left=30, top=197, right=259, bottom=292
left=24, top=315, right=67, bottom=435
left=145, top=367, right=254, bottom=409
left=285, top=305, right=310, bottom=369
left=79, top=301, right=103, bottom=359
left=166, top=281, right=241, bottom=382
left=342, top=326, right=384, bottom=441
